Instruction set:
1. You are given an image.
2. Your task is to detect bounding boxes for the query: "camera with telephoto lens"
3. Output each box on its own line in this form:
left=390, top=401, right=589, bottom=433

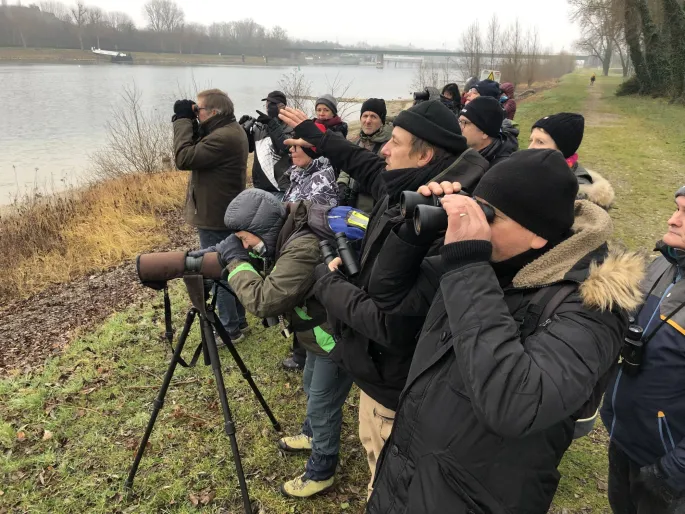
left=620, top=323, right=644, bottom=376
left=400, top=190, right=496, bottom=237
left=413, top=90, right=430, bottom=102
left=319, top=233, right=360, bottom=277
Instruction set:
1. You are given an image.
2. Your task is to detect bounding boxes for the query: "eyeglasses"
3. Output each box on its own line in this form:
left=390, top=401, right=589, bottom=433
left=197, top=107, right=210, bottom=112
left=458, top=119, right=472, bottom=128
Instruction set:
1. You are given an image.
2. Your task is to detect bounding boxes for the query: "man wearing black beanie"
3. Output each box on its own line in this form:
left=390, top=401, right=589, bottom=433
left=278, top=101, right=489, bottom=495
left=337, top=98, right=392, bottom=212
left=459, top=96, right=519, bottom=165
left=364, top=149, right=645, bottom=514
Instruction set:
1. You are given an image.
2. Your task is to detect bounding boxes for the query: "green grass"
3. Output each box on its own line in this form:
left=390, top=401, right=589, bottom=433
left=3, top=71, right=685, bottom=513
left=516, top=72, right=685, bottom=250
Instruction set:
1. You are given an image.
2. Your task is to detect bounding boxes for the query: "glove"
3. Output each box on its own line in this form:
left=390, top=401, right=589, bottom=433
left=215, top=234, right=249, bottom=267
left=266, top=102, right=280, bottom=119
left=638, top=462, right=678, bottom=504
left=188, top=246, right=216, bottom=258
left=238, top=114, right=254, bottom=125
left=173, top=100, right=196, bottom=121
left=256, top=110, right=271, bottom=125
left=294, top=119, right=325, bottom=147
left=314, top=262, right=332, bottom=282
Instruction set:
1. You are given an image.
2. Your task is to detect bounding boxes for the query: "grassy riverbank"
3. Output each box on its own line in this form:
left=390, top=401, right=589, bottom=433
left=2, top=72, right=685, bottom=513
left=0, top=47, right=294, bottom=66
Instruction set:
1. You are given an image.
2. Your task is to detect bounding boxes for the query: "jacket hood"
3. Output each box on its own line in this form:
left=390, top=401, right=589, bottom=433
left=223, top=189, right=287, bottom=257
left=577, top=168, right=615, bottom=210
left=501, top=83, right=515, bottom=98
left=656, top=240, right=685, bottom=271
left=513, top=200, right=646, bottom=311
left=359, top=123, right=393, bottom=144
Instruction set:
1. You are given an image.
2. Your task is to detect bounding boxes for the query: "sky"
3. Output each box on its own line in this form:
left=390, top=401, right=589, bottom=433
left=79, top=0, right=581, bottom=52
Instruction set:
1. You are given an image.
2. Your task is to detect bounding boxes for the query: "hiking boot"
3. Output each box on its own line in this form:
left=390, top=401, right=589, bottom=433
left=278, top=433, right=312, bottom=453
left=280, top=473, right=334, bottom=498
left=281, top=356, right=304, bottom=372
left=228, top=330, right=245, bottom=344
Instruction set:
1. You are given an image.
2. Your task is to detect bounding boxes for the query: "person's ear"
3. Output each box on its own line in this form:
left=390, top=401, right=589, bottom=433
left=417, top=146, right=434, bottom=167
left=531, top=235, right=548, bottom=250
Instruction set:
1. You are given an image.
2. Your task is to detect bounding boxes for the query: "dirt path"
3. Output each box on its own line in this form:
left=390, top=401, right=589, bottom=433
left=584, top=84, right=624, bottom=128
left=0, top=212, right=196, bottom=377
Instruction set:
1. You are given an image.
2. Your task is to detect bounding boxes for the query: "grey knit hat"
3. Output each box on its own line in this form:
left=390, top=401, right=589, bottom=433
left=315, top=94, right=338, bottom=116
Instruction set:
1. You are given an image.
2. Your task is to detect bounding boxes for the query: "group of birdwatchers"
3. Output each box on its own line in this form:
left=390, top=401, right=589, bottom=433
left=170, top=75, right=684, bottom=513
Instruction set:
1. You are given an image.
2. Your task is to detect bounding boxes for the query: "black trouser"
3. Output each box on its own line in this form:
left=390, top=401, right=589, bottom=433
left=608, top=441, right=679, bottom=514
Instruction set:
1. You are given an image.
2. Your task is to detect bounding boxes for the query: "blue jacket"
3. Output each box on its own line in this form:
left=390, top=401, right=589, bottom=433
left=601, top=242, right=685, bottom=492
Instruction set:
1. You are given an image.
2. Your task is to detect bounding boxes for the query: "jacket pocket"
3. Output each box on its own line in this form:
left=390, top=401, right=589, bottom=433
left=658, top=411, right=677, bottom=453
left=405, top=453, right=487, bottom=514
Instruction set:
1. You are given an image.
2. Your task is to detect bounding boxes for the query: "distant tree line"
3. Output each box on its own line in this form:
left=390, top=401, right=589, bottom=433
left=0, top=0, right=340, bottom=56
left=568, top=0, right=685, bottom=101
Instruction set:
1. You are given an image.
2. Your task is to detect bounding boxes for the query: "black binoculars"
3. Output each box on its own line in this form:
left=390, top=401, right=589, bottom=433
left=621, top=323, right=644, bottom=376
left=413, top=90, right=430, bottom=102
left=400, top=191, right=496, bottom=236
left=319, top=232, right=360, bottom=277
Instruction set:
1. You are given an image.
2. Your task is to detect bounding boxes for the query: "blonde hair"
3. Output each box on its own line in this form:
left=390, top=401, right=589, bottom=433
left=197, top=89, right=234, bottom=117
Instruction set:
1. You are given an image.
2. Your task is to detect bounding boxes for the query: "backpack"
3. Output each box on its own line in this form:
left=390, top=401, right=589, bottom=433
left=520, top=282, right=608, bottom=439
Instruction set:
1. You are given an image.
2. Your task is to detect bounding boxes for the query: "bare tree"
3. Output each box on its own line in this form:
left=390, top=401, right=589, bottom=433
left=39, top=1, right=70, bottom=21
left=87, top=5, right=103, bottom=48
left=69, top=1, right=88, bottom=50
left=91, top=85, right=174, bottom=178
left=486, top=14, right=502, bottom=70
left=143, top=0, right=184, bottom=32
left=524, top=27, right=541, bottom=86
left=569, top=0, right=625, bottom=76
left=411, top=60, right=442, bottom=91
left=459, top=21, right=483, bottom=79
left=324, top=73, right=356, bottom=119
left=278, top=70, right=313, bottom=112
left=501, top=19, right=525, bottom=85
left=106, top=11, right=135, bottom=32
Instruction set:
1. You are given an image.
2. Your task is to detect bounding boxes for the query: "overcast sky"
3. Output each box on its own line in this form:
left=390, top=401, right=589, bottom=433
left=84, top=0, right=581, bottom=52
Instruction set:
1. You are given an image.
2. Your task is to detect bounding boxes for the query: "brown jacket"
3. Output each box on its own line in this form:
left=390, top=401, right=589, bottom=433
left=174, top=114, right=248, bottom=230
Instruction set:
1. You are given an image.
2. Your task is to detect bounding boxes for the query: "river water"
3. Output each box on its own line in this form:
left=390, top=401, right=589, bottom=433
left=0, top=63, right=418, bottom=204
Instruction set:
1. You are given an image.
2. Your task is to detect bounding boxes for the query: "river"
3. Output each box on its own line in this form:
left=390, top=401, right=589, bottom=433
left=0, top=63, right=419, bottom=204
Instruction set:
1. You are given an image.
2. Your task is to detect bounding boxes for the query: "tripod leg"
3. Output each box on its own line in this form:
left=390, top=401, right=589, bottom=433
left=200, top=317, right=252, bottom=514
left=212, top=317, right=282, bottom=433
left=125, top=309, right=197, bottom=492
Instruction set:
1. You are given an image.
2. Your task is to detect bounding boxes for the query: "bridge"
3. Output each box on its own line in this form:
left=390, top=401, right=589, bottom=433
left=285, top=47, right=587, bottom=63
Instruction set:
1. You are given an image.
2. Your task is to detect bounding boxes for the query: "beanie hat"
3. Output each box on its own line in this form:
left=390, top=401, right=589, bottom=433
left=460, top=97, right=504, bottom=138
left=474, top=80, right=501, bottom=99
left=473, top=149, right=579, bottom=241
left=315, top=94, right=338, bottom=116
left=360, top=98, right=387, bottom=124
left=532, top=113, right=585, bottom=159
left=676, top=186, right=685, bottom=198
left=393, top=100, right=468, bottom=155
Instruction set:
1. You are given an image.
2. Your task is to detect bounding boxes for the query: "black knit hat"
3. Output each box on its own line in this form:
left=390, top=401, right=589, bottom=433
left=393, top=100, right=467, bottom=155
left=473, top=149, right=579, bottom=241
left=360, top=98, right=387, bottom=124
left=532, top=113, right=585, bottom=158
left=460, top=97, right=504, bottom=138
left=474, top=79, right=501, bottom=99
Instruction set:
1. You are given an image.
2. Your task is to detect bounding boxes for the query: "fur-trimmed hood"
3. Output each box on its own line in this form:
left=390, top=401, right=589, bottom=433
left=575, top=165, right=615, bottom=210
left=513, top=200, right=645, bottom=311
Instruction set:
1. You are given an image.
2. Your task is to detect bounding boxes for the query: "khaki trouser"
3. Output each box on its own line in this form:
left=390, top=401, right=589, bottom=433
left=358, top=390, right=396, bottom=499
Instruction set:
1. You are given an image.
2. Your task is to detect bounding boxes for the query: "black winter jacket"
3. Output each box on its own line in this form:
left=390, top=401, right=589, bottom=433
left=245, top=119, right=293, bottom=193
left=307, top=127, right=489, bottom=410
left=367, top=201, right=645, bottom=514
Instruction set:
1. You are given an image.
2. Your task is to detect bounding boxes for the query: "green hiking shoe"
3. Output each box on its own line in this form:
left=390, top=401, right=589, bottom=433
left=280, top=473, right=334, bottom=498
left=278, top=433, right=312, bottom=453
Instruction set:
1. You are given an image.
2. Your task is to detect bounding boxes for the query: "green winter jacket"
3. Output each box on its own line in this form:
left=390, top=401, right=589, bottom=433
left=225, top=203, right=333, bottom=355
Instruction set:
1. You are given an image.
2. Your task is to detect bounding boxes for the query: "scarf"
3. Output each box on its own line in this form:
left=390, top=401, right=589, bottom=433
left=315, top=116, right=344, bottom=130
left=381, top=154, right=458, bottom=204
left=566, top=153, right=579, bottom=168
left=492, top=232, right=569, bottom=288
